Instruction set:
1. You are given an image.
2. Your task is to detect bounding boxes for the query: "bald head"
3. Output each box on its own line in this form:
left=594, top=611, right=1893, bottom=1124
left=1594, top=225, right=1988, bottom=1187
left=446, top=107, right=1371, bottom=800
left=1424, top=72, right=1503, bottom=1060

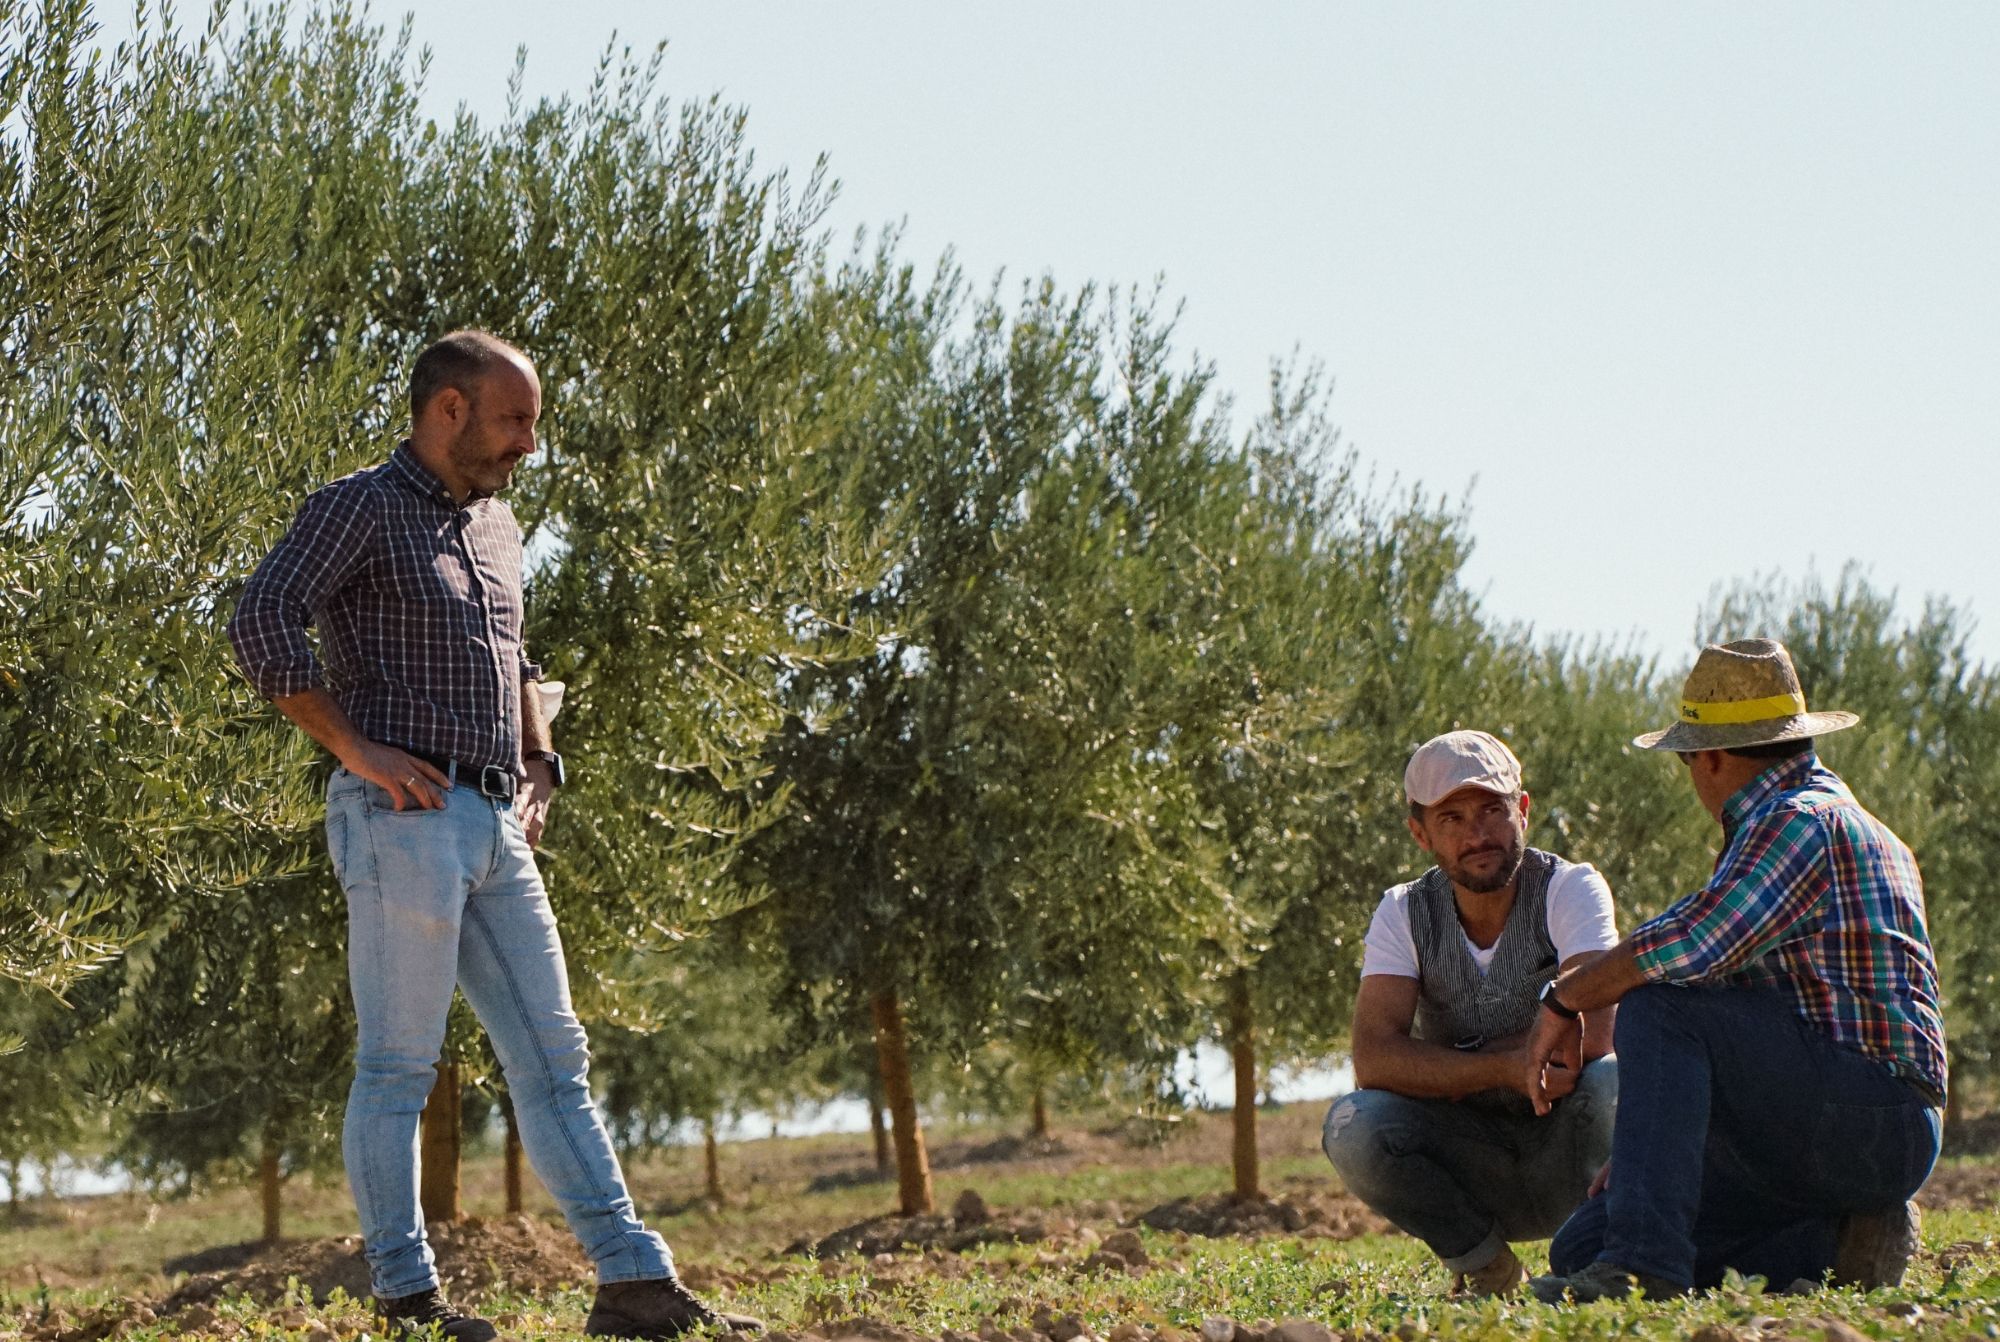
left=406, top=331, right=542, bottom=502
left=409, top=330, right=532, bottom=423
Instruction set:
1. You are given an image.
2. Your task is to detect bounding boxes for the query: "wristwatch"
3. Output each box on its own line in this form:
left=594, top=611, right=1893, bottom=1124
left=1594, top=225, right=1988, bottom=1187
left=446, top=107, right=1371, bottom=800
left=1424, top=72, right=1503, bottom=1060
left=524, top=750, right=566, bottom=788
left=1538, top=978, right=1580, bottom=1020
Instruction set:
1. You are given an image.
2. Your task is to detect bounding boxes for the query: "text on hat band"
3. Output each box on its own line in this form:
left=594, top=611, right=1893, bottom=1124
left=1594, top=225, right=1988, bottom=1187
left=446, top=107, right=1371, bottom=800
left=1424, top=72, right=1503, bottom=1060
left=1679, top=690, right=1808, bottom=724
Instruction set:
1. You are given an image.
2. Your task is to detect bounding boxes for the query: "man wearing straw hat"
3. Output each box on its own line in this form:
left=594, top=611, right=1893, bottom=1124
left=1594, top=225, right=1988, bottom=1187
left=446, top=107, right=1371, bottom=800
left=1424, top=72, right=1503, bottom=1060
left=1522, top=639, right=1945, bottom=1302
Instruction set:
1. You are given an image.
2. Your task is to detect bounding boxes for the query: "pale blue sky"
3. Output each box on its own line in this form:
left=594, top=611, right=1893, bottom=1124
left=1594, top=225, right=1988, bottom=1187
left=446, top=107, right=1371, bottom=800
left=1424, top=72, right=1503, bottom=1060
left=101, top=3, right=2000, bottom=664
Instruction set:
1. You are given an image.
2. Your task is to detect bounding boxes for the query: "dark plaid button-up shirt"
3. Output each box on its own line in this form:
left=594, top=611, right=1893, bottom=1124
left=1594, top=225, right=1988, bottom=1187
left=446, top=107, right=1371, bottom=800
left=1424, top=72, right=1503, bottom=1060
left=228, top=442, right=541, bottom=775
left=1631, top=752, right=1947, bottom=1098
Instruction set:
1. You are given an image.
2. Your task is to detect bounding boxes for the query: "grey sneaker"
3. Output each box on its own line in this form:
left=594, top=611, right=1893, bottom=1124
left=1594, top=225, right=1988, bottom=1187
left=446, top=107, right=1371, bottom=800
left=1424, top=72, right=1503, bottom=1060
left=375, top=1288, right=499, bottom=1342
left=1832, top=1201, right=1921, bottom=1289
left=584, top=1276, right=764, bottom=1339
left=1529, top=1259, right=1687, bottom=1304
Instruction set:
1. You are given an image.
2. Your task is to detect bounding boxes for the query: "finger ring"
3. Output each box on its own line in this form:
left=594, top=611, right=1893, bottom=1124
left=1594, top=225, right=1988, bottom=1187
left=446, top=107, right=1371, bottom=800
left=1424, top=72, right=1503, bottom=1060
left=403, top=776, right=419, bottom=787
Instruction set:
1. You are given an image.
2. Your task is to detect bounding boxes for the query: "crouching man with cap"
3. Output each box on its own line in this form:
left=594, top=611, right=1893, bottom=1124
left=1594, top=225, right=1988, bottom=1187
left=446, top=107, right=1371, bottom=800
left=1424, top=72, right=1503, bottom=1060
left=1526, top=639, right=1946, bottom=1303
left=1323, top=731, right=1620, bottom=1296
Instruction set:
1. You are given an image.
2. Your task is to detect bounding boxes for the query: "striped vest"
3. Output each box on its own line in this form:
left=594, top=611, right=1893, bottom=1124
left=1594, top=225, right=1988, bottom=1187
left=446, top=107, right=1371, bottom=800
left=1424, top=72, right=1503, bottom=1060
left=1406, top=847, right=1563, bottom=1046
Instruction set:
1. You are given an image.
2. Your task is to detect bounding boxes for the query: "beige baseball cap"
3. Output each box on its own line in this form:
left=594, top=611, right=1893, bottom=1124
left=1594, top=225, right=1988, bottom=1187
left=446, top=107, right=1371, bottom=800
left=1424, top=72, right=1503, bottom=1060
left=1404, top=730, right=1523, bottom=806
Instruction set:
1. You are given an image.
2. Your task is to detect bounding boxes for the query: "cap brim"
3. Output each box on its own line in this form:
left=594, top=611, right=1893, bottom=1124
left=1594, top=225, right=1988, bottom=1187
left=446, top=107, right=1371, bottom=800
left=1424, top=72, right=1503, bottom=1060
left=1634, top=710, right=1859, bottom=753
left=1408, top=778, right=1519, bottom=808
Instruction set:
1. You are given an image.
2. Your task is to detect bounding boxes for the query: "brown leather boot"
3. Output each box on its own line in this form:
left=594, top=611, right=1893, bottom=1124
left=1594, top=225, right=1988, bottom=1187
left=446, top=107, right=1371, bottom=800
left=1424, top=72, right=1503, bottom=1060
left=375, top=1288, right=498, bottom=1342
left=1450, top=1243, right=1526, bottom=1297
left=584, top=1276, right=764, bottom=1339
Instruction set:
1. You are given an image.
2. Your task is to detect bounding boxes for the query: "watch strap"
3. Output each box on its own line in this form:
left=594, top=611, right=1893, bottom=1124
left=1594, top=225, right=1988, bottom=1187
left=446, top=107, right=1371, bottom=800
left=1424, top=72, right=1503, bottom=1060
left=1539, top=978, right=1580, bottom=1020
left=524, top=750, right=565, bottom=787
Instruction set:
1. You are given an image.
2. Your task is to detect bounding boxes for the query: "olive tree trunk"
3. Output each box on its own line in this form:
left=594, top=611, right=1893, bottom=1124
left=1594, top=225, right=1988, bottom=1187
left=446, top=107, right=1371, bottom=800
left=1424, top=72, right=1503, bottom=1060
left=1228, top=975, right=1260, bottom=1201
left=867, top=1071, right=893, bottom=1176
left=503, top=1097, right=525, bottom=1215
left=258, top=1132, right=283, bottom=1243
left=871, top=991, right=934, bottom=1214
left=703, top=1118, right=724, bottom=1203
left=419, top=1062, right=462, bottom=1223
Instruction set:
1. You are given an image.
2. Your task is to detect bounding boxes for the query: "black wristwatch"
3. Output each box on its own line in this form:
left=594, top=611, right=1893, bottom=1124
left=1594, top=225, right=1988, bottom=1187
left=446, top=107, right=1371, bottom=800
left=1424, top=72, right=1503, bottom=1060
left=524, top=750, right=566, bottom=788
left=1538, top=978, right=1580, bottom=1020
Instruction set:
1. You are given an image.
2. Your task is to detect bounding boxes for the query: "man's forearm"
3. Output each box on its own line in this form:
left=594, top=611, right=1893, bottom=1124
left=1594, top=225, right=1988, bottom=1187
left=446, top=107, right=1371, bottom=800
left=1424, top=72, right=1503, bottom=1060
left=521, top=673, right=551, bottom=759
left=272, top=687, right=375, bottom=769
left=1550, top=938, right=1649, bottom=1014
left=1353, top=1031, right=1522, bottom=1101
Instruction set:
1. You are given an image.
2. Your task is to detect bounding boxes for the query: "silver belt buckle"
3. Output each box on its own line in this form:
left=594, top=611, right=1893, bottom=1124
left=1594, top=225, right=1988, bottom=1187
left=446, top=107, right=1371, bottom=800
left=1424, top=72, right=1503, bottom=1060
left=478, top=765, right=515, bottom=800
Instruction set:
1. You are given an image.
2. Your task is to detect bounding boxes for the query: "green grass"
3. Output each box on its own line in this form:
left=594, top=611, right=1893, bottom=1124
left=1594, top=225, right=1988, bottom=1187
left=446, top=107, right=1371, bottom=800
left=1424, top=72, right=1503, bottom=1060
left=6, top=1104, right=2000, bottom=1341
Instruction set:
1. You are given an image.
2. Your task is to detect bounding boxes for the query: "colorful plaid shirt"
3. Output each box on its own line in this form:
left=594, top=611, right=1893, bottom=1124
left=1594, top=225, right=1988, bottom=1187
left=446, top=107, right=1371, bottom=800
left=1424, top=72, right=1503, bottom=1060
left=1631, top=752, right=1947, bottom=1098
left=228, top=443, right=541, bottom=775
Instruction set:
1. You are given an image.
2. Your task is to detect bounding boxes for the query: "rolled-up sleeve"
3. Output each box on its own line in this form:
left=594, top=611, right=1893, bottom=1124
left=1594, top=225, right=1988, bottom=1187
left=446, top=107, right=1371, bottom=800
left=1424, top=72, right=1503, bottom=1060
left=1631, top=806, right=1829, bottom=983
left=227, top=484, right=374, bottom=700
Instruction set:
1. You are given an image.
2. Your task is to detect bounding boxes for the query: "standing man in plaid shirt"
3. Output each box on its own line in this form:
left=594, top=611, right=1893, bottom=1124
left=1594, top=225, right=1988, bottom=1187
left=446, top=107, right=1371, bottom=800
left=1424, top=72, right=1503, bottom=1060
left=1522, top=638, right=1945, bottom=1303
left=229, top=331, right=760, bottom=1341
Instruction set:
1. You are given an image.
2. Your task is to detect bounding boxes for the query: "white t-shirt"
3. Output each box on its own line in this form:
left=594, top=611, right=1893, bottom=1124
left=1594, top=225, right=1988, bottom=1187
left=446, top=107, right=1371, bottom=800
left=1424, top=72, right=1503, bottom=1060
left=1360, top=861, right=1619, bottom=979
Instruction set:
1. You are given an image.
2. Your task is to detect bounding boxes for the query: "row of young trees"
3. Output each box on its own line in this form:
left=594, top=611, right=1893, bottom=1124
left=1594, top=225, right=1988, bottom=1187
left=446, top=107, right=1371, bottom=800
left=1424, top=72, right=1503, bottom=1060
left=5, top=0, right=1999, bottom=1231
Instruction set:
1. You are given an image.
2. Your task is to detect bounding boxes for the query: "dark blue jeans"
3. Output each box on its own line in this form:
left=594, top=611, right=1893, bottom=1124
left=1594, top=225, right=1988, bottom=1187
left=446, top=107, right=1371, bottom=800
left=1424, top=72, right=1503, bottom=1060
left=1549, top=984, right=1940, bottom=1289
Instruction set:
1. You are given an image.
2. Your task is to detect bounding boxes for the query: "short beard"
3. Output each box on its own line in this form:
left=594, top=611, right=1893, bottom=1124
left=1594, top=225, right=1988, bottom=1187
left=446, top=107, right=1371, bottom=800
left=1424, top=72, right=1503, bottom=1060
left=1443, top=835, right=1525, bottom=895
left=446, top=402, right=483, bottom=477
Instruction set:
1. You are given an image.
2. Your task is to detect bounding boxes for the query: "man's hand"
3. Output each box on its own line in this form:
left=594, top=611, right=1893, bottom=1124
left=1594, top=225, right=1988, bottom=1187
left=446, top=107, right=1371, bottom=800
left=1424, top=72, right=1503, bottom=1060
left=272, top=689, right=450, bottom=811
left=344, top=740, right=451, bottom=811
left=1588, top=1160, right=1612, bottom=1198
left=1524, top=1000, right=1584, bottom=1116
left=1536, top=1057, right=1580, bottom=1103
left=518, top=758, right=557, bottom=847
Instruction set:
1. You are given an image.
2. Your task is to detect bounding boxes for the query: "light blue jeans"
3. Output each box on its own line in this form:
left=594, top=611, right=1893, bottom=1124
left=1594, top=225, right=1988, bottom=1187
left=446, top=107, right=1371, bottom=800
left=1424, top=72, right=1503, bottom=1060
left=1322, top=1057, right=1618, bottom=1272
left=327, top=767, right=672, bottom=1298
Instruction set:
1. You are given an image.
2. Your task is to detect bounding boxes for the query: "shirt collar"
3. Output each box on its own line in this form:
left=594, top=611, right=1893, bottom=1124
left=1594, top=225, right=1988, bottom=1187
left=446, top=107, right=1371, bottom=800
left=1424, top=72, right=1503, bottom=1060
left=1720, top=748, right=1822, bottom=829
left=387, top=440, right=494, bottom=508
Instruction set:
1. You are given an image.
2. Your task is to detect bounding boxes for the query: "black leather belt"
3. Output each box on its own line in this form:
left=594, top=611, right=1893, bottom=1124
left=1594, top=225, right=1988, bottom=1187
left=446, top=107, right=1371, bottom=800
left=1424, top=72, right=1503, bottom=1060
left=1903, top=1075, right=1946, bottom=1110
left=407, top=751, right=516, bottom=801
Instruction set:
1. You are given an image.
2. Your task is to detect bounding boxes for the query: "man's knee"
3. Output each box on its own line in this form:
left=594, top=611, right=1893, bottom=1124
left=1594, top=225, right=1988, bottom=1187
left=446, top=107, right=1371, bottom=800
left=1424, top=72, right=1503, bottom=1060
left=1322, top=1089, right=1420, bottom=1187
left=1571, top=1054, right=1618, bottom=1118
left=499, top=1023, right=594, bottom=1099
left=1559, top=1055, right=1619, bottom=1176
left=1610, top=982, right=1688, bottom=1054
left=351, top=1053, right=442, bottom=1112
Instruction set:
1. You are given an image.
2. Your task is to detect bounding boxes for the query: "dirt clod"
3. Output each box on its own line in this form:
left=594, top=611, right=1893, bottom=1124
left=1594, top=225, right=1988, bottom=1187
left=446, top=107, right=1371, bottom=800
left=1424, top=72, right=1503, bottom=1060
left=822, top=1319, right=921, bottom=1342
left=1139, top=1193, right=1387, bottom=1242
left=1101, top=1230, right=1148, bottom=1265
left=792, top=1207, right=1075, bottom=1259
left=1269, top=1323, right=1335, bottom=1342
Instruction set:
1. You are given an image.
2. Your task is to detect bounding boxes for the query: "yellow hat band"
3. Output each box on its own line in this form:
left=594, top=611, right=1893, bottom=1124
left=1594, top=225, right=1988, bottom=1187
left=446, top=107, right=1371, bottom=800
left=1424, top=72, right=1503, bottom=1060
left=1679, top=691, right=1808, bottom=725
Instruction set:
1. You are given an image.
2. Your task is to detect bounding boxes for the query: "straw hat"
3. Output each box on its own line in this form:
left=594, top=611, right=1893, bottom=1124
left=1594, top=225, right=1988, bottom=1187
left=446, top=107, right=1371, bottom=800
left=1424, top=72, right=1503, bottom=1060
left=1634, top=638, right=1858, bottom=752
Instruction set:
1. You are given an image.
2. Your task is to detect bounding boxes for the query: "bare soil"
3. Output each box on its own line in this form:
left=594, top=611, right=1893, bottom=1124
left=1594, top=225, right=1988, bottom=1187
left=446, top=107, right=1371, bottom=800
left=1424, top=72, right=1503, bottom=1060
left=1136, top=1190, right=1388, bottom=1241
left=158, top=1214, right=593, bottom=1312
left=1915, top=1161, right=2000, bottom=1210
